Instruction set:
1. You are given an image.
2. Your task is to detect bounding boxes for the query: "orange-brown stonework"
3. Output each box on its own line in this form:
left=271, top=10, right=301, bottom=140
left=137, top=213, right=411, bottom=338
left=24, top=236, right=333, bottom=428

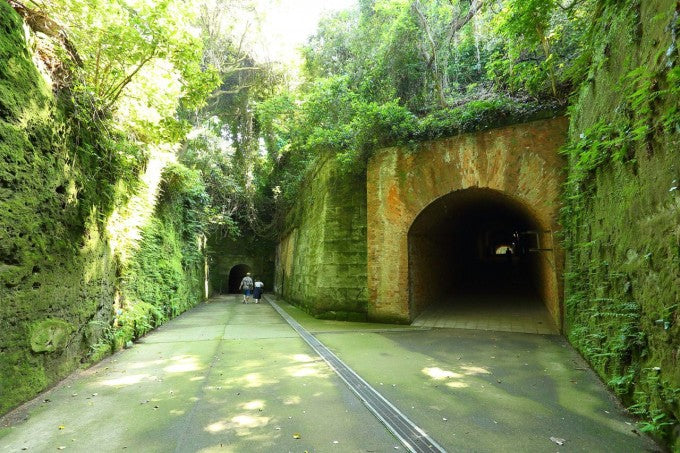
left=366, top=117, right=569, bottom=326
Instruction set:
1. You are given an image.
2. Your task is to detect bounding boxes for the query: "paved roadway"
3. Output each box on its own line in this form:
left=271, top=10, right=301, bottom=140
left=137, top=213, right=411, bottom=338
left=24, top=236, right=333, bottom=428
left=0, top=295, right=661, bottom=452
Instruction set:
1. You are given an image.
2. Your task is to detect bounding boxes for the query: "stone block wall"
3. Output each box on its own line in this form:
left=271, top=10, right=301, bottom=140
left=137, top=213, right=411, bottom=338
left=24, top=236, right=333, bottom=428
left=275, top=154, right=368, bottom=320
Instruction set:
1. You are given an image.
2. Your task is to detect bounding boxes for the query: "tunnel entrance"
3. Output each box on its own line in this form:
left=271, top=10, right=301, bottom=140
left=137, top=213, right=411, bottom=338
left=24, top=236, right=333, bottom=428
left=227, top=264, right=251, bottom=294
left=408, top=188, right=556, bottom=333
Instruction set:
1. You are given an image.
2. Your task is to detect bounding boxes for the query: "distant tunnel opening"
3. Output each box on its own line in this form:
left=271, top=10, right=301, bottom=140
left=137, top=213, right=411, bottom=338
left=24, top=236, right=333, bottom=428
left=227, top=264, right=251, bottom=294
left=408, top=188, right=552, bottom=323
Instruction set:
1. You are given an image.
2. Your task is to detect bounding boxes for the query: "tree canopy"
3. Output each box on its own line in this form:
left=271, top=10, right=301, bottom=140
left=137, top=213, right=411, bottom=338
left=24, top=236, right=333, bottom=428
left=17, top=0, right=595, bottom=237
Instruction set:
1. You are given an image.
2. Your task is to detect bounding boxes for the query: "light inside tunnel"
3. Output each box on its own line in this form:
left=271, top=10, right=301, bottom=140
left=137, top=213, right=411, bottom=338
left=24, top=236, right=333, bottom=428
left=408, top=188, right=552, bottom=319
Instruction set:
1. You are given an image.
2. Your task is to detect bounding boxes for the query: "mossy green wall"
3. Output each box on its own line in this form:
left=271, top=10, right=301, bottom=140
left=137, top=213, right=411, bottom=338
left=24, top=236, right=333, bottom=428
left=276, top=154, right=368, bottom=321
left=0, top=5, right=205, bottom=414
left=562, top=0, right=679, bottom=445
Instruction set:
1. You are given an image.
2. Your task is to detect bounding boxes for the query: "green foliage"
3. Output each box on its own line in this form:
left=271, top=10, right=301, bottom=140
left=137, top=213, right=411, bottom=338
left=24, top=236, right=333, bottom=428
left=258, top=0, right=591, bottom=204
left=180, top=119, right=249, bottom=238
left=33, top=0, right=220, bottom=141
left=259, top=73, right=560, bottom=203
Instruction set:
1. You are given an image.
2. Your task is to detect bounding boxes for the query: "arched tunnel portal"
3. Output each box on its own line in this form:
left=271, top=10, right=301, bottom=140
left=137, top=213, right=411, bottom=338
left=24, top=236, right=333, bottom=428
left=366, top=118, right=568, bottom=330
left=408, top=188, right=554, bottom=330
left=227, top=264, right=251, bottom=294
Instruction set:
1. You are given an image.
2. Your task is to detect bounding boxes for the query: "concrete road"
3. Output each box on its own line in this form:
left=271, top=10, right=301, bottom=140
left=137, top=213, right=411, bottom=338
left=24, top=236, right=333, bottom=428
left=0, top=295, right=661, bottom=452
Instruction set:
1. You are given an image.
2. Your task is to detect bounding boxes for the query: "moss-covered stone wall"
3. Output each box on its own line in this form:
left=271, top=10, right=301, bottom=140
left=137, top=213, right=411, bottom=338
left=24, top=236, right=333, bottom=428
left=275, top=154, right=368, bottom=320
left=562, top=0, right=680, bottom=445
left=0, top=4, right=205, bottom=414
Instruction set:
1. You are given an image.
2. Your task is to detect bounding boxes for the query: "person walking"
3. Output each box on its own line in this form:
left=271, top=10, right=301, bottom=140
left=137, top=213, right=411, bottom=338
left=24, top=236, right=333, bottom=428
left=239, top=272, right=254, bottom=304
left=253, top=278, right=264, bottom=304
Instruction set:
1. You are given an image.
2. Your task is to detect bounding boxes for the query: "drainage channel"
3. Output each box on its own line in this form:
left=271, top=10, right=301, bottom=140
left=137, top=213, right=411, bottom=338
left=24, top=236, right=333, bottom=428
left=265, top=296, right=446, bottom=453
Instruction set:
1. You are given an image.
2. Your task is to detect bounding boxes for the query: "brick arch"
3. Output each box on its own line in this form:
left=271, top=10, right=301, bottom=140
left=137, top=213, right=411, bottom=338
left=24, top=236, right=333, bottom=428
left=366, top=118, right=568, bottom=328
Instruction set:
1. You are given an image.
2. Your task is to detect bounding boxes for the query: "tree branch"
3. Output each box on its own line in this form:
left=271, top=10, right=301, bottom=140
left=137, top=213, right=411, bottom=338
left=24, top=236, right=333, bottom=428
left=445, top=0, right=484, bottom=44
left=8, top=0, right=83, bottom=66
left=102, top=48, right=157, bottom=111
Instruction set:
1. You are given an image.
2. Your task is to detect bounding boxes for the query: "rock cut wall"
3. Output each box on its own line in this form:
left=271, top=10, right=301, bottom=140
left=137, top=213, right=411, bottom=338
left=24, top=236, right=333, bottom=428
left=561, top=0, right=680, bottom=444
left=0, top=5, right=206, bottom=414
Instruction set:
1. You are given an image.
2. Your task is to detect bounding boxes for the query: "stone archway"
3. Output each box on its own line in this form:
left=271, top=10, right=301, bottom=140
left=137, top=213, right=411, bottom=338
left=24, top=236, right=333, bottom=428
left=408, top=188, right=555, bottom=331
left=366, top=117, right=567, bottom=328
left=227, top=264, right=251, bottom=294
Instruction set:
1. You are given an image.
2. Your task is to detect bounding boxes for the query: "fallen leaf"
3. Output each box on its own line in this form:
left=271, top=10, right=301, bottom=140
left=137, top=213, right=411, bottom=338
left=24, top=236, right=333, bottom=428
left=550, top=436, right=566, bottom=446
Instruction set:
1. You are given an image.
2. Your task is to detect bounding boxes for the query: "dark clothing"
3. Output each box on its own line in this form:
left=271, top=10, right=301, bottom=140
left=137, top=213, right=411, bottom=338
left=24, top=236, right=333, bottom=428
left=253, top=286, right=263, bottom=300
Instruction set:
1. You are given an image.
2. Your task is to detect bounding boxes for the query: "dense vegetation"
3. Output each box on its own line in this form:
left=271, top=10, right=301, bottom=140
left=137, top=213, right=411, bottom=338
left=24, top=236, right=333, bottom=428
left=15, top=0, right=592, bottom=235
left=258, top=0, right=591, bottom=203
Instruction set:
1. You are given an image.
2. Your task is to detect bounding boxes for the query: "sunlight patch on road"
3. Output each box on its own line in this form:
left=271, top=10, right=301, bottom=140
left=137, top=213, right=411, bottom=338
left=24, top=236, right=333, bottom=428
left=164, top=355, right=202, bottom=373
left=283, top=395, right=301, bottom=405
left=127, top=358, right=167, bottom=370
left=422, top=365, right=485, bottom=389
left=197, top=446, right=236, bottom=453
left=287, top=363, right=324, bottom=377
left=100, top=374, right=149, bottom=386
left=235, top=372, right=279, bottom=388
left=205, top=414, right=271, bottom=435
left=241, top=400, right=265, bottom=410
left=291, top=353, right=315, bottom=363
left=446, top=381, right=470, bottom=388
left=422, top=367, right=463, bottom=380
left=460, top=365, right=491, bottom=375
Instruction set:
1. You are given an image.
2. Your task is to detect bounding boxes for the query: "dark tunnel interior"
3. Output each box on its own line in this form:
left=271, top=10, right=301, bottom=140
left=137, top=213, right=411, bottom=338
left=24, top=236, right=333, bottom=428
left=227, top=264, right=251, bottom=293
left=408, top=188, right=546, bottom=316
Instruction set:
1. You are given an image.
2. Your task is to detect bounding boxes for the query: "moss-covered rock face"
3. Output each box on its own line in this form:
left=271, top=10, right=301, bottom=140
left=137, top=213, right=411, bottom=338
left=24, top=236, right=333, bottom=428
left=0, top=5, right=206, bottom=414
left=29, top=319, right=75, bottom=353
left=562, top=0, right=680, bottom=446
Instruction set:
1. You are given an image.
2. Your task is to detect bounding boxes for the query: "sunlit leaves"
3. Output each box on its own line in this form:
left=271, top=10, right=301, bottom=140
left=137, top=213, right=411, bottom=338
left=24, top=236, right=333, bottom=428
left=42, top=0, right=219, bottom=141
